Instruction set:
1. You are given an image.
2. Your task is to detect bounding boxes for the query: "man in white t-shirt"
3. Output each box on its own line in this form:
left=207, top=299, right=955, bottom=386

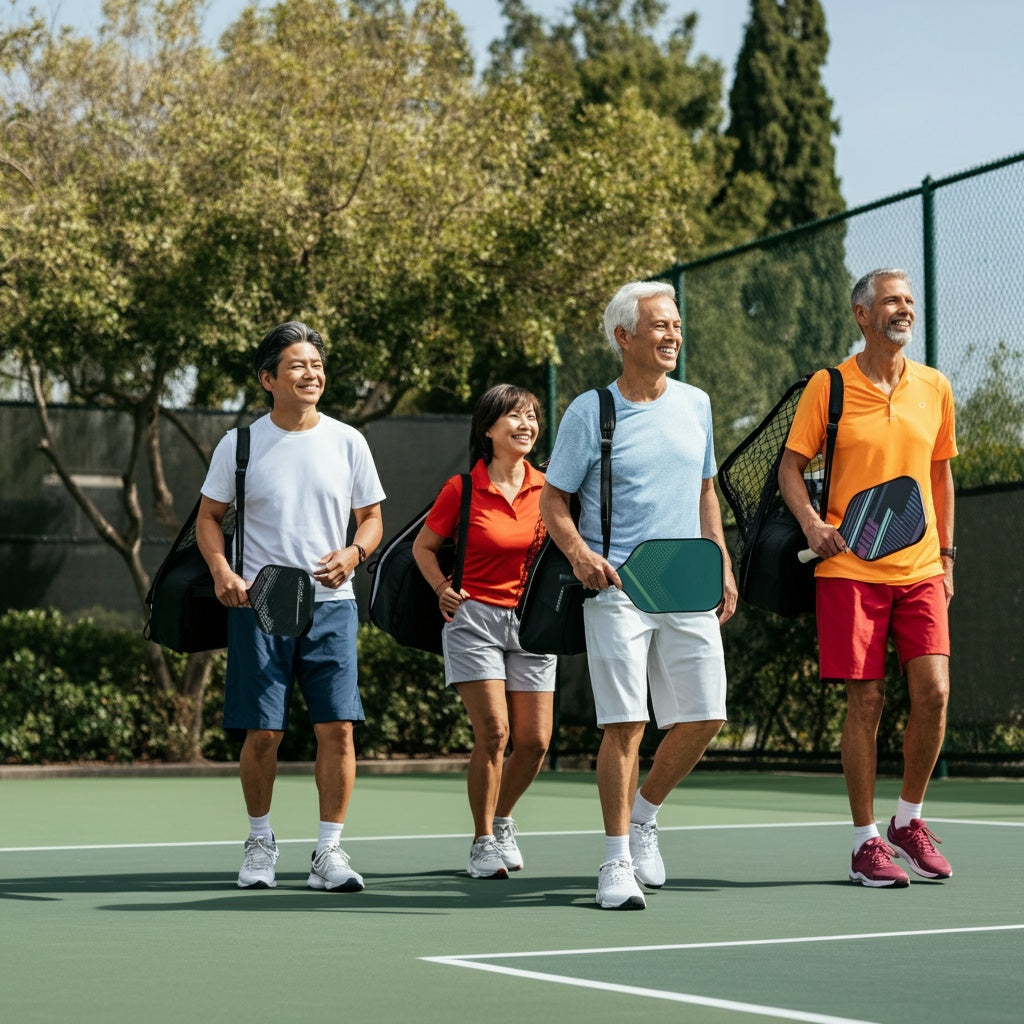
left=197, top=321, right=385, bottom=893
left=540, top=281, right=738, bottom=910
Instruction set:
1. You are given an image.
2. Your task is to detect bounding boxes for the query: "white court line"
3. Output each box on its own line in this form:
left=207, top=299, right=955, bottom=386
left=421, top=924, right=1024, bottom=1024
left=1, top=817, right=1019, bottom=854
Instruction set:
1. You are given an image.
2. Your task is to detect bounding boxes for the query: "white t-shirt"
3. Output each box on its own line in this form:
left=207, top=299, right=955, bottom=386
left=545, top=380, right=717, bottom=568
left=201, top=412, right=386, bottom=602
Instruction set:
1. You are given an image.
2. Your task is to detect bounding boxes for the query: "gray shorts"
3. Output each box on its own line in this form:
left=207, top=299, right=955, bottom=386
left=441, top=599, right=557, bottom=691
left=583, top=586, right=727, bottom=728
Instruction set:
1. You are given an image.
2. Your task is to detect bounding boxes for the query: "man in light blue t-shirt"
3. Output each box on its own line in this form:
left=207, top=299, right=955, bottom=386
left=540, top=281, right=737, bottom=910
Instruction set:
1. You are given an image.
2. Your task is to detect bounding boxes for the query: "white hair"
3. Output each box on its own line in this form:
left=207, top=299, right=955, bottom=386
left=602, top=281, right=676, bottom=357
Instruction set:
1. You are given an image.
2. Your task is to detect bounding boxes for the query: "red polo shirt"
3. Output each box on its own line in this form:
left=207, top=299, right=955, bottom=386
left=425, top=458, right=546, bottom=607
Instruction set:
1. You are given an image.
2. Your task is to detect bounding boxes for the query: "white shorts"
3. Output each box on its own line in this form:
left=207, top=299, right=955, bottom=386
left=442, top=599, right=557, bottom=691
left=583, top=586, right=727, bottom=728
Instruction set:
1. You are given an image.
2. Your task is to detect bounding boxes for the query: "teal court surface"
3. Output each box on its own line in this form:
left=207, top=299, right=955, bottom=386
left=1, top=770, right=1021, bottom=1023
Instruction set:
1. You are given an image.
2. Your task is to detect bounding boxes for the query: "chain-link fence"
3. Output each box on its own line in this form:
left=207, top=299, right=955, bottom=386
left=549, top=150, right=1024, bottom=771
left=667, top=150, right=1024, bottom=486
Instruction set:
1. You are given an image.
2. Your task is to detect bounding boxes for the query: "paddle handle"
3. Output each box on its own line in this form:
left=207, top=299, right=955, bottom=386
left=797, top=547, right=819, bottom=564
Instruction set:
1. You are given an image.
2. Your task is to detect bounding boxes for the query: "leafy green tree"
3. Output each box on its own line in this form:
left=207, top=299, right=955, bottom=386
left=0, top=0, right=708, bottom=753
left=684, top=0, right=850, bottom=449
left=952, top=343, right=1024, bottom=489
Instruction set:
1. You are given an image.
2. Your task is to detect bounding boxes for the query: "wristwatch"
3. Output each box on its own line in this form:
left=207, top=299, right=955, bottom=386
left=939, top=546, right=956, bottom=562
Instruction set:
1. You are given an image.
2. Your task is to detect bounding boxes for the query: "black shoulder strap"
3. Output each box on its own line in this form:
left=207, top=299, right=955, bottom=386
left=819, top=368, right=843, bottom=516
left=451, top=473, right=472, bottom=591
left=234, top=426, right=250, bottom=575
left=597, top=388, right=616, bottom=560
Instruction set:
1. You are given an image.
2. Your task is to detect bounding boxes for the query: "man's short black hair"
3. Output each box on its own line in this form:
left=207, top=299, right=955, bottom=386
left=253, top=321, right=326, bottom=407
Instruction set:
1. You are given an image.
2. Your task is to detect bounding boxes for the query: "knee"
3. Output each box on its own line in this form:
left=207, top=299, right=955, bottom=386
left=512, top=729, right=550, bottom=764
left=476, top=716, right=510, bottom=758
left=313, top=720, right=354, bottom=756
left=846, top=683, right=886, bottom=725
left=245, top=729, right=283, bottom=759
left=912, top=681, right=949, bottom=717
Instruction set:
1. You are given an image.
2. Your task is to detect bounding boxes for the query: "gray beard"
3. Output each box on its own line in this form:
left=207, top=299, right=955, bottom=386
left=884, top=325, right=912, bottom=347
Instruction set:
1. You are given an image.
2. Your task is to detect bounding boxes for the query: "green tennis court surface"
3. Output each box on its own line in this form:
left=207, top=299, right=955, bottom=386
left=1, top=771, right=1021, bottom=1023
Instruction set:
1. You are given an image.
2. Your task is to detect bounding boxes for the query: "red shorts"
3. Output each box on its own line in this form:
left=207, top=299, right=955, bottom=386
left=816, top=576, right=949, bottom=681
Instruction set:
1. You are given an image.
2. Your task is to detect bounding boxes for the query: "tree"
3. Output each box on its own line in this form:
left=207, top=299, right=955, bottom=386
left=726, top=0, right=841, bottom=229
left=1, top=0, right=708, bottom=754
left=488, top=0, right=773, bottom=256
left=681, top=0, right=851, bottom=447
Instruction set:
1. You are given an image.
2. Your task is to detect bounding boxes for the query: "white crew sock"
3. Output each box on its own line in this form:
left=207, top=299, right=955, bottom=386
left=605, top=835, right=631, bottom=863
left=317, top=820, right=344, bottom=854
left=630, top=790, right=661, bottom=826
left=853, top=823, right=880, bottom=854
left=895, top=798, right=923, bottom=830
left=248, top=814, right=273, bottom=841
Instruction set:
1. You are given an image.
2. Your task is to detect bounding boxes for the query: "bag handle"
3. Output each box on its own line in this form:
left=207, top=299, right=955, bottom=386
left=818, top=368, right=843, bottom=516
left=234, top=426, right=250, bottom=576
left=451, top=473, right=472, bottom=592
left=596, top=387, right=615, bottom=560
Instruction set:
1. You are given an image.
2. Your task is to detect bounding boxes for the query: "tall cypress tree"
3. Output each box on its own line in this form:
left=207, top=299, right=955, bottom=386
left=694, top=0, right=852, bottom=401
left=727, top=0, right=843, bottom=228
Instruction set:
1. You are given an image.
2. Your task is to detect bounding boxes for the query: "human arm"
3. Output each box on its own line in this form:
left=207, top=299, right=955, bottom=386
left=412, top=523, right=469, bottom=622
left=778, top=447, right=846, bottom=560
left=701, top=478, right=738, bottom=623
left=931, top=458, right=955, bottom=602
left=538, top=481, right=620, bottom=591
left=195, top=495, right=250, bottom=608
left=313, top=502, right=384, bottom=590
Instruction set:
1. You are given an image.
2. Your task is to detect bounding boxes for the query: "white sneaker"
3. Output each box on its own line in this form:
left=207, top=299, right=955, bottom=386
left=467, top=836, right=509, bottom=879
left=237, top=834, right=279, bottom=889
left=307, top=843, right=365, bottom=892
left=596, top=858, right=646, bottom=910
left=630, top=820, right=666, bottom=888
left=493, top=819, right=524, bottom=871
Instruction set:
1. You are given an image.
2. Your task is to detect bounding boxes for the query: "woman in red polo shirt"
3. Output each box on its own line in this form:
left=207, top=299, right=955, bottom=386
left=413, top=384, right=557, bottom=880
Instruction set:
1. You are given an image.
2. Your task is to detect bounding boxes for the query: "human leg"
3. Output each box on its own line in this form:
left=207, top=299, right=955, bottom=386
left=312, top=719, right=356, bottom=823
left=840, top=679, right=885, bottom=827
left=298, top=602, right=365, bottom=892
left=886, top=651, right=952, bottom=878
left=495, top=690, right=554, bottom=818
left=237, top=729, right=285, bottom=889
left=595, top=722, right=648, bottom=910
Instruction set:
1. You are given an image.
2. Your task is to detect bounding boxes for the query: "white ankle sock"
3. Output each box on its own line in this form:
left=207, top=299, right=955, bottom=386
left=853, top=823, right=880, bottom=854
left=605, top=835, right=631, bottom=862
left=248, top=814, right=272, bottom=840
left=630, top=790, right=661, bottom=826
left=317, top=820, right=343, bottom=854
left=895, top=798, right=923, bottom=830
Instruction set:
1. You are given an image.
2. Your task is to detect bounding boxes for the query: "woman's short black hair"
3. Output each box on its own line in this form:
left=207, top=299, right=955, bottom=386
left=469, top=384, right=542, bottom=465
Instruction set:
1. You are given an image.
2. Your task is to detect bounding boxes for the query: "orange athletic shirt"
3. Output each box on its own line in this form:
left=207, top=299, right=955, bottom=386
left=424, top=459, right=546, bottom=607
left=786, top=355, right=957, bottom=584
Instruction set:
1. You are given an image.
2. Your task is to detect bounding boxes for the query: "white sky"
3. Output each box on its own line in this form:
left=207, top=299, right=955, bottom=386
left=31, top=0, right=1024, bottom=208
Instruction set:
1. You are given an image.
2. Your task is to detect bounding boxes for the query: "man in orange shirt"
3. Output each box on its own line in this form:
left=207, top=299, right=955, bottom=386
left=779, top=268, right=957, bottom=888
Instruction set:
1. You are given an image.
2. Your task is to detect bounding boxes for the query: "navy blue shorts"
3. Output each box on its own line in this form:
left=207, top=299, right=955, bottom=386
left=223, top=600, right=363, bottom=731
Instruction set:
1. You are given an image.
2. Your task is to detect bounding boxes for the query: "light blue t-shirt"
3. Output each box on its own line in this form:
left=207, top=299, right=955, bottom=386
left=545, top=380, right=717, bottom=568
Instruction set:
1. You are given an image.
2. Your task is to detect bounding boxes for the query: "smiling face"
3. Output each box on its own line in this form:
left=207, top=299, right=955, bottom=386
left=485, top=400, right=539, bottom=460
left=259, top=341, right=325, bottom=411
left=616, top=294, right=681, bottom=376
left=857, top=275, right=915, bottom=348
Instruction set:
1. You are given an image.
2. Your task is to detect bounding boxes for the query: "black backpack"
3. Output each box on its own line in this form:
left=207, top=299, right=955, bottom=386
left=718, top=370, right=842, bottom=617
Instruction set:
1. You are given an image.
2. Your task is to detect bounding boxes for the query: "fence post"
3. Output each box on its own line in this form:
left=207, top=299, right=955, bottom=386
left=545, top=356, right=558, bottom=459
left=922, top=175, right=938, bottom=369
left=671, top=266, right=686, bottom=382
